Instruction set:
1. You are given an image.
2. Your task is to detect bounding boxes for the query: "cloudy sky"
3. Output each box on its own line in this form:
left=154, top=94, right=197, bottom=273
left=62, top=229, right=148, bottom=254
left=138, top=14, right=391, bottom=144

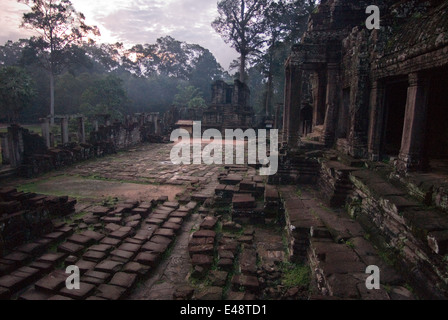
left=0, top=0, right=239, bottom=70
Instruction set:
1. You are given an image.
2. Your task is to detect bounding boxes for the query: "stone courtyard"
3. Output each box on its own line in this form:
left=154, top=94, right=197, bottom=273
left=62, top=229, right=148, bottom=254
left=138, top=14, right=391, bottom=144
left=0, top=141, right=303, bottom=300
left=0, top=140, right=421, bottom=300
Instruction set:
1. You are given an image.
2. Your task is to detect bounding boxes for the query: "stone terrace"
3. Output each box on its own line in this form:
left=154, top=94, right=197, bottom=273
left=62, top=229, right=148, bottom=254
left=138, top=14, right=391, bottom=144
left=0, top=141, right=422, bottom=300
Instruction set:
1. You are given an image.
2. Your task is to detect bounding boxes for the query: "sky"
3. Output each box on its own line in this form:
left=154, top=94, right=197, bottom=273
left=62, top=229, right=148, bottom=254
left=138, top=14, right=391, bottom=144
left=0, top=0, right=239, bottom=70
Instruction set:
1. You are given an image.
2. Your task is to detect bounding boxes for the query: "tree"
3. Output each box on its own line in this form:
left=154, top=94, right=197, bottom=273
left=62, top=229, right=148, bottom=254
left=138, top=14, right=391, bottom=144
left=0, top=66, right=36, bottom=122
left=173, top=85, right=207, bottom=109
left=80, top=75, right=128, bottom=120
left=19, top=0, right=100, bottom=124
left=261, top=0, right=314, bottom=116
left=0, top=39, right=30, bottom=67
left=212, top=0, right=271, bottom=83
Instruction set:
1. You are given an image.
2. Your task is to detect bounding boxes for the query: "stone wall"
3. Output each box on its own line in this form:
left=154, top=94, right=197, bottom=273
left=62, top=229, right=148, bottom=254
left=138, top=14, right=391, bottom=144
left=0, top=187, right=76, bottom=254
left=0, top=113, right=164, bottom=178
left=347, top=169, right=448, bottom=299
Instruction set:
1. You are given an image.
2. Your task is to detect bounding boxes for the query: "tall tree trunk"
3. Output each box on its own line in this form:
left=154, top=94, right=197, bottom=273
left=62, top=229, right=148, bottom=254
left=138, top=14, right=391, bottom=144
left=265, top=69, right=273, bottom=116
left=265, top=45, right=275, bottom=117
left=50, top=72, right=55, bottom=125
left=239, top=53, right=246, bottom=83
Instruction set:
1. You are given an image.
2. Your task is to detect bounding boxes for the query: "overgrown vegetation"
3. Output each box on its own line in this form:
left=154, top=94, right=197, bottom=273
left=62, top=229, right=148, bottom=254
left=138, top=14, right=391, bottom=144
left=280, top=262, right=311, bottom=289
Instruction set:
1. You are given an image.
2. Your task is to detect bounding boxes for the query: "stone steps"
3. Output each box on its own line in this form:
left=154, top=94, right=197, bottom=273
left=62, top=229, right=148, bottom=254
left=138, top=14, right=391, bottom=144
left=348, top=169, right=448, bottom=299
left=279, top=185, right=415, bottom=300
left=0, top=198, right=199, bottom=300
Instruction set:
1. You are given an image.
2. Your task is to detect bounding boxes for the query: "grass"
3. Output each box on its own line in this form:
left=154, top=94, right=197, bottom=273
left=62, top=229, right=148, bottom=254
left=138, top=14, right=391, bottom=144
left=64, top=211, right=89, bottom=225
left=281, top=262, right=311, bottom=289
left=345, top=240, right=356, bottom=249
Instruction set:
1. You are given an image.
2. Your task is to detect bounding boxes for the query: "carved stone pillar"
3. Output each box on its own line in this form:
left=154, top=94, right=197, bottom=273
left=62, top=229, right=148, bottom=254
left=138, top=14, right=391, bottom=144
left=312, top=69, right=327, bottom=128
left=397, top=73, right=429, bottom=172
left=367, top=80, right=386, bottom=161
left=322, top=63, right=340, bottom=146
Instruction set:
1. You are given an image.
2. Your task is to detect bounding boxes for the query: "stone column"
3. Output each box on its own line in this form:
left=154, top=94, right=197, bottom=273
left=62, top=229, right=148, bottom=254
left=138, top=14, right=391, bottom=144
left=367, top=80, right=386, bottom=161
left=0, top=133, right=10, bottom=165
left=312, top=69, right=327, bottom=128
left=77, top=117, right=86, bottom=144
left=61, top=117, right=69, bottom=144
left=283, top=66, right=291, bottom=145
left=321, top=63, right=340, bottom=146
left=284, top=64, right=303, bottom=148
left=41, top=117, right=51, bottom=148
left=7, top=125, right=24, bottom=168
left=397, top=73, right=430, bottom=172
left=153, top=114, right=159, bottom=135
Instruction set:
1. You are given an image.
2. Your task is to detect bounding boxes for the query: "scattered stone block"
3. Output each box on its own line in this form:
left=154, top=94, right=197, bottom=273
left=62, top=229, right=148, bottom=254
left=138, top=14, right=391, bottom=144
left=208, top=270, right=228, bottom=287
left=16, top=243, right=45, bottom=256
left=58, top=242, right=84, bottom=255
left=141, top=241, right=168, bottom=254
left=3, top=252, right=31, bottom=266
left=96, top=284, right=127, bottom=300
left=195, top=286, right=223, bottom=300
left=37, top=252, right=67, bottom=266
left=28, top=261, right=53, bottom=273
left=110, top=249, right=135, bottom=263
left=82, top=250, right=107, bottom=263
left=200, top=216, right=218, bottom=230
left=67, top=234, right=95, bottom=246
left=154, top=228, right=175, bottom=239
left=19, top=287, right=52, bottom=300
left=135, top=252, right=160, bottom=267
left=88, top=244, right=113, bottom=254
left=150, top=235, right=172, bottom=246
left=95, top=260, right=123, bottom=274
left=34, top=270, right=67, bottom=294
left=75, top=260, right=97, bottom=274
left=217, top=258, right=234, bottom=271
left=59, top=282, right=96, bottom=300
left=231, top=274, right=260, bottom=293
left=192, top=230, right=216, bottom=239
left=189, top=244, right=214, bottom=257
left=100, top=237, right=122, bottom=247
left=0, top=275, right=28, bottom=294
left=109, top=272, right=137, bottom=289
left=191, top=254, right=213, bottom=268
left=122, top=262, right=150, bottom=277
left=81, top=230, right=105, bottom=242
left=118, top=243, right=141, bottom=253
left=173, top=285, right=194, bottom=300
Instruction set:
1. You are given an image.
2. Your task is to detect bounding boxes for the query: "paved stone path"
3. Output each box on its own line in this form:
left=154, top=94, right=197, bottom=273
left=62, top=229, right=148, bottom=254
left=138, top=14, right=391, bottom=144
left=129, top=213, right=202, bottom=300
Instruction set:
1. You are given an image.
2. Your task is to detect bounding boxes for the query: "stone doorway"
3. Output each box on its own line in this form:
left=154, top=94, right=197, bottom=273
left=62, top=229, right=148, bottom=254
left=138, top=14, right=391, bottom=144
left=424, top=68, right=448, bottom=168
left=382, top=79, right=408, bottom=158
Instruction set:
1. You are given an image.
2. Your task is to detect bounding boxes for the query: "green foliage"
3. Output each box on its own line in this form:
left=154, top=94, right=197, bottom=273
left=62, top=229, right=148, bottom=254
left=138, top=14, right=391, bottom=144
left=212, top=0, right=271, bottom=81
left=0, top=66, right=35, bottom=122
left=173, top=85, right=207, bottom=109
left=281, top=262, right=311, bottom=288
left=80, top=75, right=129, bottom=120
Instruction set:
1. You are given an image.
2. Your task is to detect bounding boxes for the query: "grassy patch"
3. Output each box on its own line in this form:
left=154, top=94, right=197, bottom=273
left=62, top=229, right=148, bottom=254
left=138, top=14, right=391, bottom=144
left=281, top=262, right=311, bottom=289
left=64, top=211, right=89, bottom=225
left=345, top=240, right=356, bottom=249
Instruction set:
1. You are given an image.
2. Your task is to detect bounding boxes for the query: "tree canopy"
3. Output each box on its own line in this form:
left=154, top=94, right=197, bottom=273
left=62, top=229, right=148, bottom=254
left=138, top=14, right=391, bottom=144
left=212, top=0, right=271, bottom=83
left=19, top=0, right=100, bottom=123
left=0, top=66, right=36, bottom=122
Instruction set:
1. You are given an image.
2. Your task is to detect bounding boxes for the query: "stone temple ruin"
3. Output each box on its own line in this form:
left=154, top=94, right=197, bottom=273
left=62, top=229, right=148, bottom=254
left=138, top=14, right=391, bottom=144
left=275, top=0, right=448, bottom=299
left=0, top=0, right=448, bottom=302
left=0, top=113, right=164, bottom=178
